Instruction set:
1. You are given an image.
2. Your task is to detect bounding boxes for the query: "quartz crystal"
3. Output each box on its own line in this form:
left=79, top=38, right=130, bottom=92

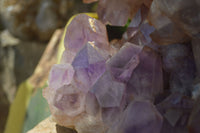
left=44, top=0, right=200, bottom=132
left=44, top=13, right=164, bottom=132
left=43, top=14, right=112, bottom=127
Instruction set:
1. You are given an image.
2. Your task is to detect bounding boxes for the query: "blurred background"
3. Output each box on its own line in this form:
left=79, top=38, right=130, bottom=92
left=0, top=0, right=95, bottom=132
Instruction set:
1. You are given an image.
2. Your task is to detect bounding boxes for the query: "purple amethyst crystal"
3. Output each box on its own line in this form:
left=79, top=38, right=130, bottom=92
left=43, top=14, right=113, bottom=127
left=44, top=12, right=164, bottom=130
left=43, top=1, right=199, bottom=132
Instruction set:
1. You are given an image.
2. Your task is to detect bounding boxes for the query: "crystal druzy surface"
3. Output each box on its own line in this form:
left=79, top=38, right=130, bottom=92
left=44, top=0, right=200, bottom=132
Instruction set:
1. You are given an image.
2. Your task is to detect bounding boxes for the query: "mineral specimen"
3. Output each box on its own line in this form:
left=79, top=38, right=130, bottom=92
left=43, top=0, right=200, bottom=132
left=44, top=14, right=111, bottom=127
left=44, top=13, right=164, bottom=133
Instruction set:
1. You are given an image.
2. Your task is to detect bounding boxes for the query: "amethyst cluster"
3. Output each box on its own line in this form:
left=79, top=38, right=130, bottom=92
left=44, top=0, right=200, bottom=133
